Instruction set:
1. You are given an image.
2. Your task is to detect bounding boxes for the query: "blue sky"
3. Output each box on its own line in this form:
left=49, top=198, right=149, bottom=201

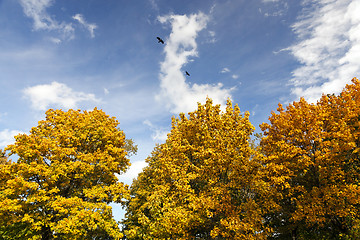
left=1, top=0, right=360, bottom=221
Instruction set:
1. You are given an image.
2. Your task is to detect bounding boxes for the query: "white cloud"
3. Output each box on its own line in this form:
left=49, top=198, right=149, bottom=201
left=288, top=0, right=360, bottom=102
left=19, top=0, right=75, bottom=40
left=156, top=12, right=233, bottom=114
left=72, top=14, right=97, bottom=38
left=23, top=81, right=100, bottom=111
left=208, top=30, right=215, bottom=38
left=232, top=74, right=239, bottom=79
left=221, top=67, right=230, bottom=73
left=143, top=120, right=169, bottom=142
left=220, top=68, right=239, bottom=80
left=0, top=129, right=24, bottom=148
left=49, top=37, right=62, bottom=44
left=117, top=160, right=148, bottom=182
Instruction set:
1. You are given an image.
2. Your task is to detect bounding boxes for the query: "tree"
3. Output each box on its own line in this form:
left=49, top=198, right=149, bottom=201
left=0, top=150, right=7, bottom=165
left=0, top=108, right=135, bottom=239
left=123, top=98, right=269, bottom=239
left=259, top=78, right=360, bottom=239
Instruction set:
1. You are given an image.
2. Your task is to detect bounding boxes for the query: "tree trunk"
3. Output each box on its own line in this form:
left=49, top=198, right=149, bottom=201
left=41, top=225, right=52, bottom=240
left=291, top=228, right=297, bottom=240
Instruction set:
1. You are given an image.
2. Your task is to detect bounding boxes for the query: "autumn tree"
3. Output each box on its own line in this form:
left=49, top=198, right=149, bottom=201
left=0, top=151, right=29, bottom=239
left=0, top=108, right=135, bottom=240
left=0, top=150, right=7, bottom=165
left=260, top=78, right=360, bottom=239
left=123, top=98, right=270, bottom=239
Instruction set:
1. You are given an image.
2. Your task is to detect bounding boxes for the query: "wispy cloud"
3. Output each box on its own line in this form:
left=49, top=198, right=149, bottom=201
left=48, top=37, right=62, bottom=44
left=148, top=0, right=159, bottom=11
left=72, top=14, right=97, bottom=38
left=0, top=129, right=24, bottom=149
left=19, top=0, right=75, bottom=41
left=0, top=46, right=53, bottom=62
left=156, top=12, right=233, bottom=114
left=220, top=68, right=239, bottom=79
left=143, top=120, right=169, bottom=142
left=260, top=0, right=288, bottom=17
left=288, top=0, right=360, bottom=102
left=19, top=0, right=98, bottom=42
left=206, top=30, right=216, bottom=43
left=23, top=81, right=100, bottom=111
left=220, top=67, right=230, bottom=73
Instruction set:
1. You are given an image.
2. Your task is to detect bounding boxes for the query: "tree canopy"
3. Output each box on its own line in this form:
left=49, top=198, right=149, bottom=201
left=123, top=98, right=270, bottom=239
left=260, top=78, right=360, bottom=239
left=2, top=78, right=360, bottom=239
left=0, top=108, right=134, bottom=239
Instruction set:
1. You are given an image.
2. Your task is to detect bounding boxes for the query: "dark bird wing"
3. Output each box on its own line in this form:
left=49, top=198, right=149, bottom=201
left=157, top=37, right=164, bottom=44
left=185, top=71, right=190, bottom=76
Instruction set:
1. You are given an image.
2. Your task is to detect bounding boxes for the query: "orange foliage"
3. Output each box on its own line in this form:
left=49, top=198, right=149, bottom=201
left=260, top=78, right=360, bottom=239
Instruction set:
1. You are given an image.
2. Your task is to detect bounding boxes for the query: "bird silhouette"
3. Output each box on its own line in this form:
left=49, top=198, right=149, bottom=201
left=185, top=71, right=190, bottom=76
left=157, top=37, right=164, bottom=44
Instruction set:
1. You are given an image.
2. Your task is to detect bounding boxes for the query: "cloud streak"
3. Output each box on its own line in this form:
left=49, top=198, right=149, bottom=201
left=143, top=120, right=168, bottom=142
left=19, top=0, right=75, bottom=40
left=220, top=67, right=230, bottom=73
left=156, top=12, right=233, bottom=114
left=19, top=0, right=98, bottom=41
left=72, top=14, right=97, bottom=38
left=23, top=81, right=100, bottom=111
left=288, top=0, right=360, bottom=102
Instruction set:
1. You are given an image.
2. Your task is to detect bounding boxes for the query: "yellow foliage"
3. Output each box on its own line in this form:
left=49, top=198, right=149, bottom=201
left=124, top=98, right=269, bottom=239
left=0, top=108, right=132, bottom=239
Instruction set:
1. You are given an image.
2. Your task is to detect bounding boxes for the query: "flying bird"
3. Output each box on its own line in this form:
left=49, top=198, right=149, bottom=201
left=185, top=71, right=190, bottom=76
left=157, top=37, right=164, bottom=44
